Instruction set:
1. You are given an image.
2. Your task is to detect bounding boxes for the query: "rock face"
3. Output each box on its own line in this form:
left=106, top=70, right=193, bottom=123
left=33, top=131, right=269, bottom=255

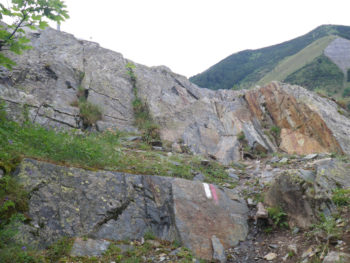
left=265, top=159, right=350, bottom=228
left=15, top=159, right=248, bottom=260
left=1, top=27, right=350, bottom=163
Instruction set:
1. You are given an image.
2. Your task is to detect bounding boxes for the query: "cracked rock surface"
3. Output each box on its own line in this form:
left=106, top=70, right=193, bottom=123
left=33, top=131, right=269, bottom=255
left=15, top=159, right=248, bottom=260
left=1, top=28, right=350, bottom=163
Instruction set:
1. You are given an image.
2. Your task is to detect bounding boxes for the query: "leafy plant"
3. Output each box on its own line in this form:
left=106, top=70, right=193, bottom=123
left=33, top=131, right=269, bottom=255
left=0, top=0, right=69, bottom=69
left=332, top=188, right=350, bottom=206
left=269, top=125, right=281, bottom=138
left=126, top=63, right=160, bottom=144
left=45, top=236, right=73, bottom=262
left=78, top=101, right=103, bottom=127
left=267, top=206, right=288, bottom=228
left=237, top=131, right=245, bottom=141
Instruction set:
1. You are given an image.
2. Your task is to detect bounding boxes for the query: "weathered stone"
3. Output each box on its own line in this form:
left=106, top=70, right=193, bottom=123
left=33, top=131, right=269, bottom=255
left=172, top=180, right=248, bottom=260
left=323, top=251, right=350, bottom=263
left=70, top=238, right=110, bottom=257
left=255, top=202, right=268, bottom=220
left=193, top=173, right=205, bottom=182
left=303, top=153, right=318, bottom=160
left=245, top=82, right=344, bottom=156
left=264, top=252, right=277, bottom=261
left=279, top=157, right=289, bottom=164
left=14, top=158, right=248, bottom=260
left=211, top=235, right=227, bottom=263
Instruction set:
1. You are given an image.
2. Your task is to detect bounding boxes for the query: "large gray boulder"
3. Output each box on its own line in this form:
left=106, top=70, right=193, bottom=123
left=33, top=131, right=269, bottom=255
left=15, top=159, right=248, bottom=260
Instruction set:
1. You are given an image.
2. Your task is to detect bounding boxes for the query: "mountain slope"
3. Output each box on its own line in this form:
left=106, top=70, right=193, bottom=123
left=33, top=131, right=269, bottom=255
left=189, top=25, right=350, bottom=90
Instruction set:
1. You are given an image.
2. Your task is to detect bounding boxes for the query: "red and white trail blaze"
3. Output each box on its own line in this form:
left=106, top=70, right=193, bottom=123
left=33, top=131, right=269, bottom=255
left=203, top=183, right=219, bottom=204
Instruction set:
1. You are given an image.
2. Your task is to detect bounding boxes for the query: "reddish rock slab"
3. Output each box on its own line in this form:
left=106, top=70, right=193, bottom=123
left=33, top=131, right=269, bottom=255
left=172, top=179, right=248, bottom=260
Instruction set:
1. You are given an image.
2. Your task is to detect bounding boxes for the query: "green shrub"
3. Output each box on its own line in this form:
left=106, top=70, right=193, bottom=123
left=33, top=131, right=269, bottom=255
left=0, top=176, right=28, bottom=224
left=267, top=206, right=288, bottom=228
left=45, top=237, right=73, bottom=262
left=126, top=64, right=160, bottom=144
left=78, top=101, right=103, bottom=127
left=237, top=131, right=245, bottom=141
left=269, top=125, right=281, bottom=138
left=332, top=188, right=350, bottom=206
left=343, top=87, right=350, bottom=97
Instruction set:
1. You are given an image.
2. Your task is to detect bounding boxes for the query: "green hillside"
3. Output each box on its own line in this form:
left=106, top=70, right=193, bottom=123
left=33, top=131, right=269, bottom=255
left=189, top=25, right=350, bottom=90
left=284, top=55, right=344, bottom=95
left=257, top=35, right=336, bottom=85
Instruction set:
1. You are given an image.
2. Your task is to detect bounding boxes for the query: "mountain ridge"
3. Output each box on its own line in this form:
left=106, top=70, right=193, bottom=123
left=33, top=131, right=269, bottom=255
left=189, top=24, right=350, bottom=91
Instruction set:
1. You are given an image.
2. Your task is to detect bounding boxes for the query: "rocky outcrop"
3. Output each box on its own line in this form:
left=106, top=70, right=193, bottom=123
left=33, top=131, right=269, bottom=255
left=245, top=82, right=344, bottom=155
left=1, top=28, right=350, bottom=163
left=265, top=158, right=350, bottom=228
left=15, top=159, right=248, bottom=260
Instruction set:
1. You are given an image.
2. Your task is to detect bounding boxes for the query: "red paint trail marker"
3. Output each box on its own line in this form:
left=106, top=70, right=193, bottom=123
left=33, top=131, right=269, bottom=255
left=210, top=184, right=219, bottom=204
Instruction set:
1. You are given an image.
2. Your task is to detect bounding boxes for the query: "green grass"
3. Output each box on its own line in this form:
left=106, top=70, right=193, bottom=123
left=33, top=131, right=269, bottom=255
left=332, top=188, right=350, bottom=206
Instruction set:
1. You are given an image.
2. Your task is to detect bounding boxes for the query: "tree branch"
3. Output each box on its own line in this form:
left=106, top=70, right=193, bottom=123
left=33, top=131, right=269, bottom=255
left=7, top=12, right=27, bottom=41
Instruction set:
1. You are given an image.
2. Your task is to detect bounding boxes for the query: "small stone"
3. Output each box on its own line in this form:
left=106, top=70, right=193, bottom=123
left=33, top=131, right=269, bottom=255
left=70, top=238, right=110, bottom=257
left=212, top=235, right=227, bottom=263
left=279, top=157, right=288, bottom=164
left=146, top=240, right=161, bottom=247
left=288, top=244, right=298, bottom=255
left=124, top=136, right=142, bottom=142
left=247, top=198, right=256, bottom=206
left=303, top=153, right=318, bottom=160
left=255, top=202, right=268, bottom=219
left=323, top=251, right=350, bottom=263
left=292, top=227, right=300, bottom=235
left=269, top=244, right=278, bottom=249
left=264, top=252, right=277, bottom=261
left=269, top=156, right=280, bottom=163
left=152, top=146, right=163, bottom=151
left=282, top=253, right=289, bottom=261
left=193, top=173, right=205, bottom=182
left=227, top=172, right=239, bottom=181
left=167, top=152, right=173, bottom=156
left=265, top=164, right=272, bottom=171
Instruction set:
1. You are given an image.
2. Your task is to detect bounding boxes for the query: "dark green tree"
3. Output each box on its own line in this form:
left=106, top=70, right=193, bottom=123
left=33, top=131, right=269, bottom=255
left=0, top=0, right=69, bottom=69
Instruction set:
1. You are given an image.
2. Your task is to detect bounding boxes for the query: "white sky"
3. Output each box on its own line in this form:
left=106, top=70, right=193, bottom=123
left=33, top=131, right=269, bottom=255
left=10, top=0, right=350, bottom=77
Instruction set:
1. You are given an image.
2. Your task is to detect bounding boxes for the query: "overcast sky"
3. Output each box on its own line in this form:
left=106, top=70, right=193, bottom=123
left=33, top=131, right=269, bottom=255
left=58, top=0, right=350, bottom=77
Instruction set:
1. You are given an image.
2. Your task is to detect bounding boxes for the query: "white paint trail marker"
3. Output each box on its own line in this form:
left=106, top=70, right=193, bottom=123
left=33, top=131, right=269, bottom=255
left=203, top=183, right=212, bottom=199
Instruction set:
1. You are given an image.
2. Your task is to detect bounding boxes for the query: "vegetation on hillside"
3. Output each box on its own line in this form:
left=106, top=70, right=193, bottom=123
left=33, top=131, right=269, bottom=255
left=190, top=25, right=350, bottom=90
left=284, top=55, right=344, bottom=93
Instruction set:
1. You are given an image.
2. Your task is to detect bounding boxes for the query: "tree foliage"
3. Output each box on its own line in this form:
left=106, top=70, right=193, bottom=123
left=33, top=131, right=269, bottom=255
left=0, top=0, right=69, bottom=69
